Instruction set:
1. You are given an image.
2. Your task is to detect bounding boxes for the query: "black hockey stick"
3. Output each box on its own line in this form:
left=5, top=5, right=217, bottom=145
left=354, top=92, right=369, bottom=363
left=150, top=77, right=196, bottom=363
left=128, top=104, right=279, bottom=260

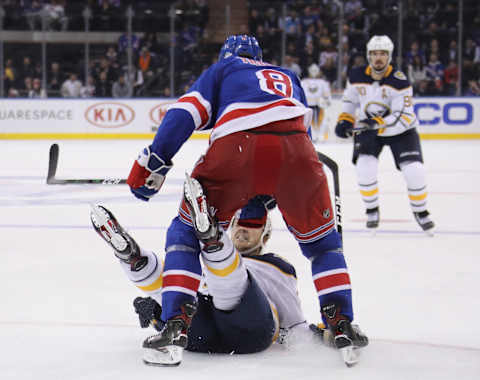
left=46, top=143, right=127, bottom=185
left=317, top=151, right=342, bottom=241
left=353, top=105, right=409, bottom=134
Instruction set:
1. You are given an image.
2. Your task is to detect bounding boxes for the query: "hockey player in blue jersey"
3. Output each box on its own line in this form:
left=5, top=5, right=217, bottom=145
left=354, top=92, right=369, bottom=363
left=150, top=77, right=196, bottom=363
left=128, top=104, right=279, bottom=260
left=91, top=198, right=333, bottom=362
left=125, top=35, right=368, bottom=366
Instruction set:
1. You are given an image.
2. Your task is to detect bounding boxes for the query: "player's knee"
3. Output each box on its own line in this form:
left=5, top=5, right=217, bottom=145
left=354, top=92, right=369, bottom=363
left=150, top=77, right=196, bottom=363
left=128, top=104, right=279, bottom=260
left=298, top=230, right=342, bottom=260
left=166, top=216, right=200, bottom=251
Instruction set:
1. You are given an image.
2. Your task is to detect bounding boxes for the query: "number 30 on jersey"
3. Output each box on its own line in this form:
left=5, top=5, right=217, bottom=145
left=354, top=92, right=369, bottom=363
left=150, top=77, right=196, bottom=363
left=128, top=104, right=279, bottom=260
left=256, top=69, right=293, bottom=98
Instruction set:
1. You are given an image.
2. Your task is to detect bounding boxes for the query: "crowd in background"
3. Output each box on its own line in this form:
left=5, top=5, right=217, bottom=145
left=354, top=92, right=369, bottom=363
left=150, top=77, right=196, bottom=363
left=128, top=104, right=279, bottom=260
left=1, top=0, right=480, bottom=98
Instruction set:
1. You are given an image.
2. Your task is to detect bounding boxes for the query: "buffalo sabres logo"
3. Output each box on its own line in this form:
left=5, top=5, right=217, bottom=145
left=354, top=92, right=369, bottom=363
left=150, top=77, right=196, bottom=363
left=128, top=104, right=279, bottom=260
left=364, top=101, right=391, bottom=119
left=308, top=84, right=319, bottom=93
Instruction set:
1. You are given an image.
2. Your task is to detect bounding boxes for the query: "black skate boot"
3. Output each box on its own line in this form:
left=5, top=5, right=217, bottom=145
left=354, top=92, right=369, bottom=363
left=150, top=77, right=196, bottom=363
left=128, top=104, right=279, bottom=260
left=321, top=303, right=368, bottom=367
left=183, top=173, right=223, bottom=253
left=366, top=207, right=379, bottom=229
left=90, top=204, right=148, bottom=271
left=414, top=210, right=435, bottom=235
left=142, top=301, right=197, bottom=366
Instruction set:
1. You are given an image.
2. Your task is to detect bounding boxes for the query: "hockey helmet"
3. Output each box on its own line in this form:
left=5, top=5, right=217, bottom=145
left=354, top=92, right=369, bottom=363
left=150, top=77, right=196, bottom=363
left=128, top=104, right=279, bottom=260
left=308, top=63, right=321, bottom=78
left=231, top=197, right=272, bottom=255
left=218, top=35, right=263, bottom=61
left=366, top=35, right=394, bottom=66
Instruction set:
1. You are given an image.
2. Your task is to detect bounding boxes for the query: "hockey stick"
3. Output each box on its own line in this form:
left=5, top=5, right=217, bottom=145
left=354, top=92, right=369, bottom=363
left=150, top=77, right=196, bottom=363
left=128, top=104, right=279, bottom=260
left=46, top=143, right=127, bottom=185
left=317, top=151, right=342, bottom=241
left=353, top=105, right=409, bottom=134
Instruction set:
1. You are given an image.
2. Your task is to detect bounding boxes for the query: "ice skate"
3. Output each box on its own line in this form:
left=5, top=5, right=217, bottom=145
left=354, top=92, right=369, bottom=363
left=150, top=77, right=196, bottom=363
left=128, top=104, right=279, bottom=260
left=366, top=207, right=379, bottom=233
left=142, top=301, right=197, bottom=366
left=414, top=211, right=435, bottom=236
left=321, top=303, right=368, bottom=367
left=90, top=204, right=147, bottom=271
left=183, top=173, right=223, bottom=253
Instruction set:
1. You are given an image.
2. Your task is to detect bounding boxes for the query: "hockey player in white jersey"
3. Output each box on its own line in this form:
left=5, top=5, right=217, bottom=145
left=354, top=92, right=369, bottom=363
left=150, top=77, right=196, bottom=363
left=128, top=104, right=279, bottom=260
left=301, top=63, right=332, bottom=142
left=91, top=194, right=367, bottom=366
left=335, top=35, right=435, bottom=234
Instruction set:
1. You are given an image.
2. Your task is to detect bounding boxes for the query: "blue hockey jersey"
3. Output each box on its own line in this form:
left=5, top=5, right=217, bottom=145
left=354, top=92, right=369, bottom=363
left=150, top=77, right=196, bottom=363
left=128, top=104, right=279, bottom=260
left=151, top=56, right=312, bottom=161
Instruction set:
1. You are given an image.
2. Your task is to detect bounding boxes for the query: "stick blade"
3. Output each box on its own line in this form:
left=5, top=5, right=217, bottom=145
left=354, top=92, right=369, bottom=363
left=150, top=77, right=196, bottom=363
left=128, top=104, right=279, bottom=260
left=47, top=143, right=59, bottom=184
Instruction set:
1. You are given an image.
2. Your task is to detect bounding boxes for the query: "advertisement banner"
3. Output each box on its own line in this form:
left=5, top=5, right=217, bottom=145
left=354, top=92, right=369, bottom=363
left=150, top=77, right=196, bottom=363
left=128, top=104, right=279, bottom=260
left=1, top=97, right=479, bottom=139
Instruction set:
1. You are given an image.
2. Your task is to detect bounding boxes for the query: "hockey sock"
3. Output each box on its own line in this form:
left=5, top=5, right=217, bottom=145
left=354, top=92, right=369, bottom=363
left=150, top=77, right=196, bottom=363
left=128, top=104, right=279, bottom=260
left=119, top=249, right=164, bottom=305
left=400, top=161, right=428, bottom=213
left=201, top=233, right=248, bottom=311
left=356, top=154, right=379, bottom=210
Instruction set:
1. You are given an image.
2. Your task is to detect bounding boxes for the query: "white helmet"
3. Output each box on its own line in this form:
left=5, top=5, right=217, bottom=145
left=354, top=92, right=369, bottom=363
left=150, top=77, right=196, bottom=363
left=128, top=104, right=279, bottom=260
left=366, top=35, right=394, bottom=68
left=308, top=63, right=320, bottom=78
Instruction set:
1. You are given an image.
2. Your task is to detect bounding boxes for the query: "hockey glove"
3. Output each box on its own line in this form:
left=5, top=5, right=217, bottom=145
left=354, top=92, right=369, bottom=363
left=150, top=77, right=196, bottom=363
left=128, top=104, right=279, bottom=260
left=133, top=296, right=164, bottom=331
left=127, top=146, right=172, bottom=201
left=334, top=120, right=354, bottom=138
left=357, top=118, right=379, bottom=130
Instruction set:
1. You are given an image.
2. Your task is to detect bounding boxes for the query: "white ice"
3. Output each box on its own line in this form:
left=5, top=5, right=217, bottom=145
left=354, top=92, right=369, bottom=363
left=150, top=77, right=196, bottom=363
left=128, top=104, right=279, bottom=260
left=1, top=138, right=479, bottom=380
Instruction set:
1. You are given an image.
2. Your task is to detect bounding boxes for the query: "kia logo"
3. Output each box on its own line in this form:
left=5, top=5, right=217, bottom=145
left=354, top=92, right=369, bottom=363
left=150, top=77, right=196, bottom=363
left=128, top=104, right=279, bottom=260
left=149, top=102, right=175, bottom=125
left=85, top=102, right=135, bottom=128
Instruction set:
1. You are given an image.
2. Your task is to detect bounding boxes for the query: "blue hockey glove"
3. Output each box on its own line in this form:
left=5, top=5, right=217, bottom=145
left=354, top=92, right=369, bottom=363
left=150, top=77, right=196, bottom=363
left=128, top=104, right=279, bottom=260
left=127, top=146, right=172, bottom=201
left=335, top=120, right=354, bottom=138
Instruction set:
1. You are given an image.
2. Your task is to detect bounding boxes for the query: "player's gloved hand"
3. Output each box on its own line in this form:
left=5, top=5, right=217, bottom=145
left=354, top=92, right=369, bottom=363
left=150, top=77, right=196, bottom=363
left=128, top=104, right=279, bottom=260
left=127, top=146, right=173, bottom=201
left=133, top=296, right=164, bottom=331
left=357, top=118, right=379, bottom=131
left=335, top=120, right=354, bottom=138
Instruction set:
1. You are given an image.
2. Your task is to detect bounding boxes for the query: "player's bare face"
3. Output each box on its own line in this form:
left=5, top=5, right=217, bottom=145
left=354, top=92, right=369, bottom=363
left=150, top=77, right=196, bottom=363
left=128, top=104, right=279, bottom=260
left=369, top=50, right=389, bottom=71
left=232, top=224, right=263, bottom=252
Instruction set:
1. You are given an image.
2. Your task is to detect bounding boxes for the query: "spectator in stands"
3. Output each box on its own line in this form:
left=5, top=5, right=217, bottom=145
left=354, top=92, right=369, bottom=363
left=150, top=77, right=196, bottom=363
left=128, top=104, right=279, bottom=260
left=8, top=88, right=20, bottom=98
left=425, top=53, right=445, bottom=95
left=464, top=79, right=480, bottom=96
left=81, top=75, right=96, bottom=98
left=17, top=56, right=34, bottom=86
left=283, top=54, right=301, bottom=77
left=60, top=73, right=82, bottom=97
left=95, top=71, right=111, bottom=97
left=24, top=0, right=45, bottom=31
left=408, top=55, right=428, bottom=95
left=112, top=75, right=132, bottom=98
left=48, top=62, right=64, bottom=93
left=320, top=56, right=337, bottom=85
left=444, top=59, right=459, bottom=96
left=43, top=0, right=68, bottom=31
left=28, top=78, right=47, bottom=98
left=22, top=76, right=33, bottom=97
left=446, top=40, right=459, bottom=63
left=138, top=46, right=152, bottom=73
left=405, top=40, right=425, bottom=66
left=93, top=0, right=119, bottom=31
left=125, top=63, right=144, bottom=96
left=248, top=8, right=264, bottom=35
left=280, top=8, right=301, bottom=39
left=4, top=59, right=16, bottom=93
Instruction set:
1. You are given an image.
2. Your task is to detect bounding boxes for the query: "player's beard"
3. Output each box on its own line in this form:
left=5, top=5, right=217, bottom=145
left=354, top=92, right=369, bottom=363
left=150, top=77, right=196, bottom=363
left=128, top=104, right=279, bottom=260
left=372, top=59, right=388, bottom=73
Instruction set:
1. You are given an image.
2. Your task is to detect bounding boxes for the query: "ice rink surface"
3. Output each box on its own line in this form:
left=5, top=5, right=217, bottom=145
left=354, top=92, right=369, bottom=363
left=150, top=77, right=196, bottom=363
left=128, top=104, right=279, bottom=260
left=1, top=138, right=479, bottom=380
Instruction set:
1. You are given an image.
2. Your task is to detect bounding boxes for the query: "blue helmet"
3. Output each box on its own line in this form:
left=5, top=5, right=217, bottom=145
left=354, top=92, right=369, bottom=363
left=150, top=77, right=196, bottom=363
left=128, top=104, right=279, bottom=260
left=218, top=35, right=263, bottom=61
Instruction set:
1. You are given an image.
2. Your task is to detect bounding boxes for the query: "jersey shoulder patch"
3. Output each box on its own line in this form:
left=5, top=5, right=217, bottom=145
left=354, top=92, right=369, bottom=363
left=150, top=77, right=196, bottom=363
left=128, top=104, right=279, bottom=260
left=393, top=70, right=407, bottom=80
left=246, top=253, right=297, bottom=278
left=383, top=68, right=411, bottom=90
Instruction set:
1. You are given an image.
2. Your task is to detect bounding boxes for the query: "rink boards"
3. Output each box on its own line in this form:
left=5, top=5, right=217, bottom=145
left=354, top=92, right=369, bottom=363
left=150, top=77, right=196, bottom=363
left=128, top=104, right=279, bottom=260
left=1, top=97, right=479, bottom=140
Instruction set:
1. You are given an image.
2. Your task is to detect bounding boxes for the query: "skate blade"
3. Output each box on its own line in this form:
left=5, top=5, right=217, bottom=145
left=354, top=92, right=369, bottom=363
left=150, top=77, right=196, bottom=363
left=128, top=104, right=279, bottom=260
left=340, top=346, right=359, bottom=367
left=424, top=229, right=434, bottom=237
left=184, top=174, right=210, bottom=233
left=90, top=204, right=128, bottom=251
left=143, top=345, right=183, bottom=366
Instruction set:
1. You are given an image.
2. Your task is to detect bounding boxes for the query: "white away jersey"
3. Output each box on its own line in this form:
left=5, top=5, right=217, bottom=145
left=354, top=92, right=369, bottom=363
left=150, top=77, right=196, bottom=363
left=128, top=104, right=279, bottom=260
left=300, top=78, right=331, bottom=107
left=244, top=253, right=305, bottom=329
left=340, top=65, right=417, bottom=137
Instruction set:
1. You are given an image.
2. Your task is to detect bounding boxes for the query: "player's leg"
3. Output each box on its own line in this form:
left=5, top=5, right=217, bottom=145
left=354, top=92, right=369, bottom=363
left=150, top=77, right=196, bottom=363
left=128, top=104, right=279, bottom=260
left=389, top=129, right=435, bottom=234
left=141, top=216, right=202, bottom=366
left=90, top=204, right=165, bottom=304
left=274, top=133, right=368, bottom=352
left=352, top=130, right=383, bottom=229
